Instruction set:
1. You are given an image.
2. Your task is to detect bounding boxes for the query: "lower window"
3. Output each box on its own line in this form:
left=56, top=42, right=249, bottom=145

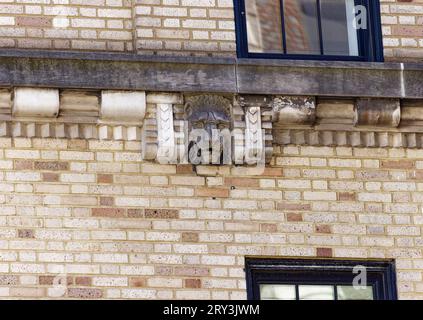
left=245, top=258, right=397, bottom=300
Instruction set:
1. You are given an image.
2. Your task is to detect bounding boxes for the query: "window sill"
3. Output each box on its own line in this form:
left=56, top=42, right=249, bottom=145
left=0, top=49, right=421, bottom=99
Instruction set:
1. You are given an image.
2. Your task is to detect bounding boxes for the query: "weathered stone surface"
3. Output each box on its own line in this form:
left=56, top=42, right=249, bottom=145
left=272, top=96, right=316, bottom=126
left=0, top=52, right=423, bottom=98
left=101, top=90, right=146, bottom=123
left=354, top=98, right=401, bottom=127
left=316, top=99, right=355, bottom=120
left=402, top=100, right=423, bottom=122
left=0, top=52, right=237, bottom=94
left=13, top=88, right=59, bottom=118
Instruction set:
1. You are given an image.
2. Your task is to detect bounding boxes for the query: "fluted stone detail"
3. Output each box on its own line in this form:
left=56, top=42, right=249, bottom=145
left=141, top=93, right=181, bottom=162
left=156, top=103, right=176, bottom=163
left=245, top=106, right=264, bottom=164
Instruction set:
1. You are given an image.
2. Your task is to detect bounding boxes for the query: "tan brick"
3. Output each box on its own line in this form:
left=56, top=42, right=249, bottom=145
left=260, top=223, right=277, bottom=233
left=225, top=178, right=259, bottom=188
left=181, top=232, right=199, bottom=242
left=100, top=197, right=114, bottom=206
left=286, top=213, right=303, bottom=222
left=0, top=275, right=18, bottom=285
left=174, top=267, right=209, bottom=276
left=10, top=287, right=45, bottom=297
left=129, top=277, right=146, bottom=287
left=16, top=16, right=52, bottom=27
left=97, top=174, right=113, bottom=183
left=75, top=277, right=91, bottom=286
left=145, top=209, right=179, bottom=219
left=338, top=192, right=356, bottom=201
left=39, top=276, right=73, bottom=286
left=68, top=140, right=87, bottom=150
left=68, top=288, right=103, bottom=299
left=316, top=248, right=333, bottom=258
left=196, top=188, right=229, bottom=198
left=92, top=208, right=126, bottom=218
left=127, top=209, right=145, bottom=218
left=14, top=160, right=34, bottom=170
left=316, top=225, right=331, bottom=234
left=185, top=279, right=201, bottom=289
left=176, top=164, right=195, bottom=174
left=34, top=161, right=69, bottom=171
left=42, top=173, right=59, bottom=182
left=277, top=202, right=311, bottom=211
left=381, top=160, right=414, bottom=169
left=18, top=229, right=34, bottom=239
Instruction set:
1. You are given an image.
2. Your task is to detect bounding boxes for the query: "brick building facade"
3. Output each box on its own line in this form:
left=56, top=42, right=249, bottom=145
left=0, top=0, right=422, bottom=299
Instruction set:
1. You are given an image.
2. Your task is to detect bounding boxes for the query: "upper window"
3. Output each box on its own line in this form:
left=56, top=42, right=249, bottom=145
left=246, top=258, right=397, bottom=300
left=234, top=0, right=383, bottom=61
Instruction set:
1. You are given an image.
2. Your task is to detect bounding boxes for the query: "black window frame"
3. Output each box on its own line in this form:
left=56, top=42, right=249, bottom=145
left=234, top=0, right=384, bottom=62
left=246, top=258, right=398, bottom=300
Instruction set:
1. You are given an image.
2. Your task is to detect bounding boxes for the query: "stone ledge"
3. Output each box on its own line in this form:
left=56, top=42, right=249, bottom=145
left=0, top=50, right=422, bottom=98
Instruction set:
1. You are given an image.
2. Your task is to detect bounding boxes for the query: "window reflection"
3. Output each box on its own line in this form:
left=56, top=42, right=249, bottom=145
left=245, top=0, right=361, bottom=56
left=321, top=0, right=359, bottom=56
left=298, top=285, right=335, bottom=300
left=259, top=284, right=375, bottom=300
left=337, top=286, right=374, bottom=300
left=284, top=0, right=320, bottom=54
left=245, top=0, right=284, bottom=53
left=260, top=284, right=296, bottom=300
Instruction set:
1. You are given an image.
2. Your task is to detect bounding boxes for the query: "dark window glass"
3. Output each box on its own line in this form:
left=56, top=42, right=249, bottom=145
left=245, top=0, right=284, bottom=53
left=284, top=0, right=320, bottom=55
left=246, top=258, right=397, bottom=300
left=320, top=0, right=358, bottom=56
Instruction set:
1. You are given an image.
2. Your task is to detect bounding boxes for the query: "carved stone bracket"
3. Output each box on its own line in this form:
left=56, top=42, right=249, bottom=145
left=156, top=103, right=176, bottom=163
left=141, top=94, right=273, bottom=165
left=141, top=93, right=182, bottom=163
left=238, top=95, right=273, bottom=165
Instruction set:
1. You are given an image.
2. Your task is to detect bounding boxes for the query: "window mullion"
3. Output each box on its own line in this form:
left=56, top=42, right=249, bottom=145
left=279, top=0, right=287, bottom=54
left=295, top=284, right=299, bottom=300
left=316, top=0, right=324, bottom=55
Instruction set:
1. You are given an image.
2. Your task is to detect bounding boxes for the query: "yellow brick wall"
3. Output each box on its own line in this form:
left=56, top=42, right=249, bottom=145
left=1, top=0, right=423, bottom=60
left=381, top=0, right=423, bottom=61
left=0, top=0, right=134, bottom=52
left=0, top=137, right=422, bottom=299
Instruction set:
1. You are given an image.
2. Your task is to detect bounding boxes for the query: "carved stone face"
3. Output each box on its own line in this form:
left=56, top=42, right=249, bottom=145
left=185, top=95, right=231, bottom=136
left=184, top=95, right=232, bottom=164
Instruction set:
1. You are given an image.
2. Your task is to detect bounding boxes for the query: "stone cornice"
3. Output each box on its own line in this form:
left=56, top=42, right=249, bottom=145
left=0, top=87, right=423, bottom=152
left=0, top=50, right=422, bottom=98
